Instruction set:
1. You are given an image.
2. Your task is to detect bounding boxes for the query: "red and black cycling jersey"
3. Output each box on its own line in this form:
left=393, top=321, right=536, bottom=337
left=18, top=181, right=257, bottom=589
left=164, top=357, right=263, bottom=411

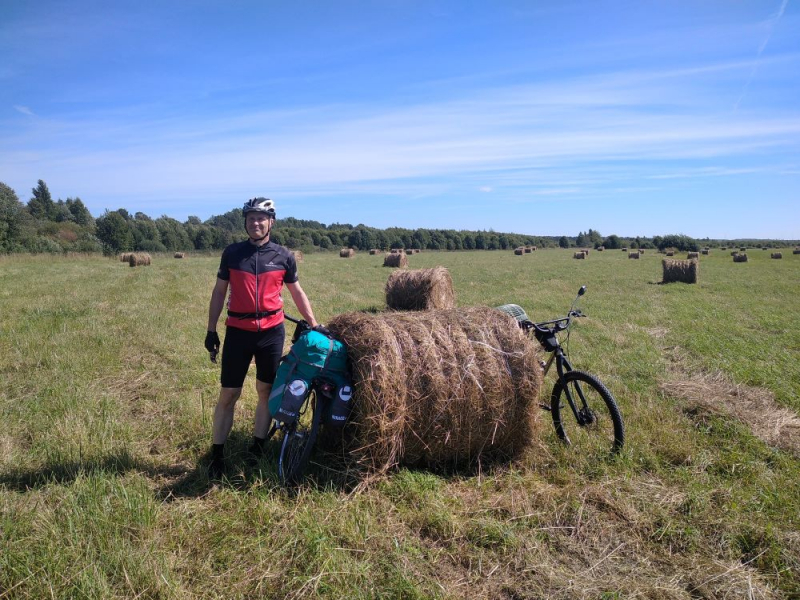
left=217, top=240, right=298, bottom=332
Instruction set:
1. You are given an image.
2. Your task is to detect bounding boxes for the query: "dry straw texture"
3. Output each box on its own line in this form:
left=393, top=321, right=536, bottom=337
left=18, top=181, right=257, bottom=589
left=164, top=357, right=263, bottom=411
left=662, top=258, right=699, bottom=284
left=128, top=253, right=151, bottom=267
left=385, top=266, right=455, bottom=311
left=771, top=252, right=782, bottom=259
left=524, top=247, right=532, bottom=253
left=326, top=307, right=544, bottom=472
left=701, top=249, right=709, bottom=255
left=291, top=250, right=303, bottom=263
left=173, top=252, right=185, bottom=259
left=339, top=248, right=355, bottom=258
left=733, top=253, right=748, bottom=263
left=514, top=247, right=524, bottom=255
left=597, top=246, right=604, bottom=251
left=638, top=248, right=645, bottom=254
left=119, top=252, right=134, bottom=262
left=573, top=251, right=586, bottom=259
left=686, top=252, right=699, bottom=259
left=628, top=252, right=640, bottom=259
left=383, top=252, right=409, bottom=268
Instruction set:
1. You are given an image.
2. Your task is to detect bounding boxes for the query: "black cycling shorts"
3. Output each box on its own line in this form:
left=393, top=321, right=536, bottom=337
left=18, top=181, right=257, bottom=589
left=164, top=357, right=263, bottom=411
left=220, top=323, right=285, bottom=388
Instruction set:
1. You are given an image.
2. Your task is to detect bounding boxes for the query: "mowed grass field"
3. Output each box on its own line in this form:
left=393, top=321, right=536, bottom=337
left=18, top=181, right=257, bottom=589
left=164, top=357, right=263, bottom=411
left=1, top=247, right=799, bottom=599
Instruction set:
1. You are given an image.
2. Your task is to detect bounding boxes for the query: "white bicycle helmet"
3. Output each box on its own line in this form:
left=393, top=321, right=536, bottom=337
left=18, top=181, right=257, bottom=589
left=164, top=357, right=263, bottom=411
left=242, top=197, right=276, bottom=218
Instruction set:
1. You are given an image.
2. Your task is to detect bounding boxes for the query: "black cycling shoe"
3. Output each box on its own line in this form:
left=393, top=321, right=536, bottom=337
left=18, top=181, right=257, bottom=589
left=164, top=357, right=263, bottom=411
left=208, top=456, right=225, bottom=480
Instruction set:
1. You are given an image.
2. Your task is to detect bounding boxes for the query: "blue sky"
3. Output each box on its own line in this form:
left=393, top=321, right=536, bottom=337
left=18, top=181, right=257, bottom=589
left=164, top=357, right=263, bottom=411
left=1, top=1, right=798, bottom=239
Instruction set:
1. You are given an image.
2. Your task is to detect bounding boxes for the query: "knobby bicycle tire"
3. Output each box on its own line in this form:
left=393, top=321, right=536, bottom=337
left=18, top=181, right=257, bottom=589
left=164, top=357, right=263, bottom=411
left=550, top=370, right=625, bottom=455
left=278, top=389, right=324, bottom=486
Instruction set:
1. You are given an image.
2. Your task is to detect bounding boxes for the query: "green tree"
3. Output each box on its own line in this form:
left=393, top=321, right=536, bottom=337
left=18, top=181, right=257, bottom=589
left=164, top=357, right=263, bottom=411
left=559, top=236, right=570, bottom=248
left=95, top=210, right=134, bottom=254
left=0, top=183, right=28, bottom=251
left=28, top=180, right=55, bottom=220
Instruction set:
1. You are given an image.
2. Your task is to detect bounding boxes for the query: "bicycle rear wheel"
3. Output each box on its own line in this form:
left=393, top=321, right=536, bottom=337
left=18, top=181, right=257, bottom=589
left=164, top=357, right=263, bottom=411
left=551, top=370, right=624, bottom=455
left=279, top=388, right=324, bottom=486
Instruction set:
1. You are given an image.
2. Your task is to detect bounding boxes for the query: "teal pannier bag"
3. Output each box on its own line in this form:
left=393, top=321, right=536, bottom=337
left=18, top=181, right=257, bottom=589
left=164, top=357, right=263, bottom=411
left=268, top=329, right=350, bottom=424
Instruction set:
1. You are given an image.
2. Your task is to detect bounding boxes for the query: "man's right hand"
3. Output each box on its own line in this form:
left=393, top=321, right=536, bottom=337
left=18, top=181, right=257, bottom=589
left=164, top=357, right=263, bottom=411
left=205, top=331, right=221, bottom=357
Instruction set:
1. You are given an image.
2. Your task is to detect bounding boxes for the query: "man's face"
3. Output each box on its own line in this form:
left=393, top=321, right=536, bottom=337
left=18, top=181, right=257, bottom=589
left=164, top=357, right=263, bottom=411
left=245, top=212, right=273, bottom=239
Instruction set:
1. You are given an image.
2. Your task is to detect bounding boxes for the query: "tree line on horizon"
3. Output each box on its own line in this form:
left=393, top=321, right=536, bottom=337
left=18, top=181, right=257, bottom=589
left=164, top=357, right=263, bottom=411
left=1, top=180, right=794, bottom=256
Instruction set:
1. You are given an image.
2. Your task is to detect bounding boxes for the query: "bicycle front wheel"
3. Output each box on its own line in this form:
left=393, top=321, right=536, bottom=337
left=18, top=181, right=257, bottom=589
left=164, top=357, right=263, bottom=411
left=551, top=370, right=624, bottom=455
left=279, top=388, right=324, bottom=486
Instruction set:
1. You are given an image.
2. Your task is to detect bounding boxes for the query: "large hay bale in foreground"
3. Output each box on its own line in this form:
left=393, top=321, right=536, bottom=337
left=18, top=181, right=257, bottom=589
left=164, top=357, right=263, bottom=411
left=327, top=308, right=544, bottom=471
left=339, top=248, right=355, bottom=258
left=733, top=253, right=748, bottom=263
left=662, top=258, right=698, bottom=284
left=128, top=252, right=151, bottom=267
left=385, top=267, right=455, bottom=310
left=771, top=252, right=782, bottom=259
left=383, top=252, right=409, bottom=268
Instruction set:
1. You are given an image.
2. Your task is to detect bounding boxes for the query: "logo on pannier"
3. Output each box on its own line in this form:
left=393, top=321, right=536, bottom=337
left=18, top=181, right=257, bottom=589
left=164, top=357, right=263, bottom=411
left=288, top=379, right=308, bottom=396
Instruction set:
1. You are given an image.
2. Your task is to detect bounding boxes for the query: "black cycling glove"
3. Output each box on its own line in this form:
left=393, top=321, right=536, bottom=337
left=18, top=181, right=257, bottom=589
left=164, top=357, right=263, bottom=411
left=205, top=331, right=221, bottom=354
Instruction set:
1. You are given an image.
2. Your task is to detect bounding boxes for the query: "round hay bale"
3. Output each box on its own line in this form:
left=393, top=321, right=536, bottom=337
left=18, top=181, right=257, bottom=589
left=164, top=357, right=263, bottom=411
left=733, top=253, right=748, bottom=263
left=701, top=249, right=709, bottom=255
left=793, top=248, right=800, bottom=255
left=383, top=252, right=409, bottom=268
left=621, top=247, right=628, bottom=252
left=173, top=252, right=185, bottom=259
left=665, top=251, right=674, bottom=257
left=573, top=251, right=586, bottom=259
left=740, top=247, right=747, bottom=252
left=638, top=248, right=644, bottom=254
left=128, top=252, right=151, bottom=267
left=385, top=267, right=455, bottom=310
left=686, top=252, right=699, bottom=259
left=369, top=249, right=382, bottom=255
left=628, top=252, right=640, bottom=259
left=119, top=252, right=134, bottom=263
left=514, top=247, right=524, bottom=256
left=292, top=250, right=304, bottom=263
left=771, top=252, right=782, bottom=259
left=731, top=251, right=739, bottom=256
left=524, top=247, right=532, bottom=254
left=326, top=308, right=544, bottom=472
left=662, top=258, right=698, bottom=284
left=339, top=248, right=355, bottom=258
left=597, top=246, right=604, bottom=251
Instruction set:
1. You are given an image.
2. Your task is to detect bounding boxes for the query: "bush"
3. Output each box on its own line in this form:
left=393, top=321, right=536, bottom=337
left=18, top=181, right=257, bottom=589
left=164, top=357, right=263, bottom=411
left=138, top=239, right=167, bottom=253
left=27, top=237, right=64, bottom=254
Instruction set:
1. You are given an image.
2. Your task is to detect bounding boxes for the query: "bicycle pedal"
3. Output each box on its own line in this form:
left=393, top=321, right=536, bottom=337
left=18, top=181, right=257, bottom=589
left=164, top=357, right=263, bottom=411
left=538, top=403, right=552, bottom=411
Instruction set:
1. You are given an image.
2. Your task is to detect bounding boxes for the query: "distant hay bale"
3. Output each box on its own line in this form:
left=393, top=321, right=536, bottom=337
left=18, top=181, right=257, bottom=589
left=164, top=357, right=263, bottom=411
left=385, top=267, right=455, bottom=311
left=514, top=247, right=524, bottom=255
left=383, top=252, right=409, bottom=268
left=524, top=247, right=532, bottom=253
left=687, top=252, right=699, bottom=259
left=339, top=248, right=355, bottom=258
left=628, top=252, right=640, bottom=259
left=794, top=248, right=800, bottom=255
left=292, top=250, right=304, bottom=263
left=597, top=246, right=604, bottom=251
left=583, top=248, right=590, bottom=255
left=326, top=308, right=544, bottom=472
left=771, top=252, right=782, bottom=259
left=701, top=249, right=709, bottom=255
left=119, top=252, right=134, bottom=263
left=662, top=258, right=699, bottom=284
left=369, top=249, right=382, bottom=255
left=740, top=247, right=747, bottom=252
left=621, top=247, right=627, bottom=252
left=665, top=251, right=674, bottom=257
left=390, top=249, right=402, bottom=254
left=730, top=251, right=739, bottom=256
left=638, top=248, right=645, bottom=254
left=173, top=252, right=185, bottom=259
left=128, top=252, right=151, bottom=267
left=573, top=251, right=586, bottom=259
left=733, top=253, right=748, bottom=263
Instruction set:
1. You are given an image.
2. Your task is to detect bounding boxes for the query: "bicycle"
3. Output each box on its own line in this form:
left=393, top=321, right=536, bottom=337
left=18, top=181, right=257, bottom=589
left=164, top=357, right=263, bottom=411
left=266, top=314, right=342, bottom=486
left=497, top=286, right=625, bottom=455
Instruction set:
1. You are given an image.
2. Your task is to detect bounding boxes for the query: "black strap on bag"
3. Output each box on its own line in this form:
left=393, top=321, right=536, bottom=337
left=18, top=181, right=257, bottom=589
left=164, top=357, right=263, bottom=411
left=228, top=308, right=282, bottom=319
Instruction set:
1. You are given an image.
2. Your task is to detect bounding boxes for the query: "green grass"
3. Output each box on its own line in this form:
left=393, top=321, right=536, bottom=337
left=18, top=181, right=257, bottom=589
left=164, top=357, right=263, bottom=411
left=1, top=249, right=799, bottom=598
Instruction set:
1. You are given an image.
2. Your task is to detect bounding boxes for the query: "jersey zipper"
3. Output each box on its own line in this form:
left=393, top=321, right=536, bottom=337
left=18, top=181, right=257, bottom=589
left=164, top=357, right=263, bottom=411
left=254, top=246, right=260, bottom=331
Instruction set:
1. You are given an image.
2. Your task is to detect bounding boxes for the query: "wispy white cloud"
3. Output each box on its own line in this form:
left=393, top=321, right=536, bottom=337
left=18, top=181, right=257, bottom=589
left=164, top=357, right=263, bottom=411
left=13, top=105, right=34, bottom=116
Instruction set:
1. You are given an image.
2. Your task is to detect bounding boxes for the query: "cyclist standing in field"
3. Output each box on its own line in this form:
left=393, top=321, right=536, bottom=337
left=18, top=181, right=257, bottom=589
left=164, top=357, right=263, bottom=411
left=204, top=197, right=321, bottom=478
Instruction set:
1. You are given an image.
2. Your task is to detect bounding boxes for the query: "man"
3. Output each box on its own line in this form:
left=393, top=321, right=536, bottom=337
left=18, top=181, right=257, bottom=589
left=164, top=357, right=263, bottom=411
left=204, top=197, right=320, bottom=478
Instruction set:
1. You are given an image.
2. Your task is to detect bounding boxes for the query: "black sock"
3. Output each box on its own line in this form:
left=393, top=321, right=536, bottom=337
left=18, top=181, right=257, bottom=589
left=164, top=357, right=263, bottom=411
left=212, top=444, right=224, bottom=459
left=250, top=436, right=266, bottom=452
